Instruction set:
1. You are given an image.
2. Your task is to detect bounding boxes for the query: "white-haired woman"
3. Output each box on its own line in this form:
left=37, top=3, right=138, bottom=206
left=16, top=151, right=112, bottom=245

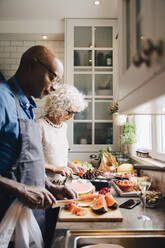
left=38, top=84, right=87, bottom=178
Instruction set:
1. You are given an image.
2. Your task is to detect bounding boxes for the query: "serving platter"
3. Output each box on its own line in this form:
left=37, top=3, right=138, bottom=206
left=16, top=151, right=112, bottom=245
left=112, top=180, right=140, bottom=197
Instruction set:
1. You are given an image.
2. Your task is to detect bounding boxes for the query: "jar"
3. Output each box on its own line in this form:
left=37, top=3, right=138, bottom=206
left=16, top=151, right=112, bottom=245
left=80, top=138, right=87, bottom=144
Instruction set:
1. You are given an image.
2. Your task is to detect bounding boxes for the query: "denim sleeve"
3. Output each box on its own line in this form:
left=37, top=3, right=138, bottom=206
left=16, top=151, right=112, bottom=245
left=0, top=97, right=6, bottom=130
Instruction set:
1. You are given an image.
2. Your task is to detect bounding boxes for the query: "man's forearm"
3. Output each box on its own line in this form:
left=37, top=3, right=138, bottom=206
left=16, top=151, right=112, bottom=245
left=0, top=175, right=25, bottom=197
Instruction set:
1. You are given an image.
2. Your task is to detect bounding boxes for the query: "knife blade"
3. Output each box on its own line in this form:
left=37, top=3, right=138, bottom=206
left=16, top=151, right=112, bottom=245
left=52, top=198, right=84, bottom=208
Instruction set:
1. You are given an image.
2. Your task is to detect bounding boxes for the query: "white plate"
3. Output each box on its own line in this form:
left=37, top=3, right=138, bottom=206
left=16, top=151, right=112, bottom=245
left=82, top=244, right=124, bottom=248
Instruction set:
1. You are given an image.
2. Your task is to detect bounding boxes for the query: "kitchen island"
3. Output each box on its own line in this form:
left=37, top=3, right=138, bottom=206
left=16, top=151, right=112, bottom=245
left=51, top=188, right=165, bottom=248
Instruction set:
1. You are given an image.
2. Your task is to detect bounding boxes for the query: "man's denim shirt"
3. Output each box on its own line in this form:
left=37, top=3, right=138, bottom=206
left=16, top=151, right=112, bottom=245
left=0, top=77, right=37, bottom=173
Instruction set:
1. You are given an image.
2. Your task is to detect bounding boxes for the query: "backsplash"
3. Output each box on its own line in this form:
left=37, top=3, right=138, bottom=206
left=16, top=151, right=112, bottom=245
left=143, top=171, right=165, bottom=197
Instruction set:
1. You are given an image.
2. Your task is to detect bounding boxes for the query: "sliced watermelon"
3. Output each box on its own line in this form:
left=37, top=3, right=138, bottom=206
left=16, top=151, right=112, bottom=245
left=71, top=205, right=87, bottom=216
left=79, top=193, right=100, bottom=201
left=67, top=203, right=87, bottom=216
left=92, top=195, right=108, bottom=215
left=66, top=203, right=77, bottom=211
left=105, top=192, right=118, bottom=210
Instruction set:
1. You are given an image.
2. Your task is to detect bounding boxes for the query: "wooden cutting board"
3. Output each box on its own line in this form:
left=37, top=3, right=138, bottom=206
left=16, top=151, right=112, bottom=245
left=59, top=207, right=123, bottom=222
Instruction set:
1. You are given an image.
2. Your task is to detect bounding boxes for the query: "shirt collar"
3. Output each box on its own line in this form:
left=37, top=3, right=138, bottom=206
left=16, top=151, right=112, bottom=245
left=11, top=76, right=37, bottom=110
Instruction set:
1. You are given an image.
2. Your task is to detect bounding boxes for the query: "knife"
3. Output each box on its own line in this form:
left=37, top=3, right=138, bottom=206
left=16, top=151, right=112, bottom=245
left=52, top=198, right=84, bottom=208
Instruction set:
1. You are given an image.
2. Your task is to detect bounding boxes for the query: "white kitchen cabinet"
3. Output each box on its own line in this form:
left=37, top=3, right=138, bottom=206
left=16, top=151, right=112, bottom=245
left=65, top=19, right=119, bottom=157
left=118, top=0, right=165, bottom=113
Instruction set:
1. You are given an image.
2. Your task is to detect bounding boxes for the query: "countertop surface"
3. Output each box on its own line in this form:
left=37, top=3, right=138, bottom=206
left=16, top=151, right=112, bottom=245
left=51, top=187, right=165, bottom=248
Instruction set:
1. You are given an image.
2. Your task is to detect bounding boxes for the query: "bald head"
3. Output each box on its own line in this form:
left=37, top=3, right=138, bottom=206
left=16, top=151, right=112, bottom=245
left=19, top=45, right=55, bottom=69
left=15, top=45, right=64, bottom=98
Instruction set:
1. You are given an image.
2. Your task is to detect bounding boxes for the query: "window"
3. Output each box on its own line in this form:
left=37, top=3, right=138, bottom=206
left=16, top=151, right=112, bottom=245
left=134, top=114, right=165, bottom=162
left=156, top=115, right=165, bottom=154
left=135, top=115, right=152, bottom=150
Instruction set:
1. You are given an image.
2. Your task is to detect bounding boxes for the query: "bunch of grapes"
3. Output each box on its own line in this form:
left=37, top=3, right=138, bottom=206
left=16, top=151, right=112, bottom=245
left=80, top=169, right=104, bottom=180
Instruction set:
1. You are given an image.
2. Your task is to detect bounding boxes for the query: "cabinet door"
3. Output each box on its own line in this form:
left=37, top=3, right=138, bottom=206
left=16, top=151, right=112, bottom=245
left=118, top=0, right=165, bottom=113
left=153, top=0, right=165, bottom=72
left=65, top=19, right=119, bottom=152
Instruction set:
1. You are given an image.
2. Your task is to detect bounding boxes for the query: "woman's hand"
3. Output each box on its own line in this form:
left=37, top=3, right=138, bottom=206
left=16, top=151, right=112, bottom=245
left=45, top=163, right=58, bottom=172
left=55, top=166, right=73, bottom=177
left=68, top=161, right=85, bottom=174
left=45, top=163, right=73, bottom=177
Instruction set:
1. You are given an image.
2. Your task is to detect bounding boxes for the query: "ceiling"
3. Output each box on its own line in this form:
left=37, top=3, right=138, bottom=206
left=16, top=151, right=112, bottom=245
left=0, top=0, right=119, bottom=21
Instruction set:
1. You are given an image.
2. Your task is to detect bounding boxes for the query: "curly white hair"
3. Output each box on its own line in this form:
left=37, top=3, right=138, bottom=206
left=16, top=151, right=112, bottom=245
left=43, top=84, right=88, bottom=119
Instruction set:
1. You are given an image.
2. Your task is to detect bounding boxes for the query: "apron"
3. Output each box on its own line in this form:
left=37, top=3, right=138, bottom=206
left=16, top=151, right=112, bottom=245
left=0, top=79, right=46, bottom=238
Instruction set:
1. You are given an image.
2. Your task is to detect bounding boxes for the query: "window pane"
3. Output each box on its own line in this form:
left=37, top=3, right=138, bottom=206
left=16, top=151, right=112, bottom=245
left=74, top=100, right=92, bottom=120
left=74, top=74, right=92, bottom=95
left=74, top=50, right=92, bottom=68
left=95, top=27, right=113, bottom=48
left=74, top=123, right=92, bottom=144
left=95, top=101, right=113, bottom=120
left=95, top=74, right=113, bottom=96
left=74, top=27, right=92, bottom=47
left=135, top=115, right=152, bottom=149
left=156, top=115, right=165, bottom=153
left=95, top=123, right=113, bottom=144
left=95, top=50, right=113, bottom=67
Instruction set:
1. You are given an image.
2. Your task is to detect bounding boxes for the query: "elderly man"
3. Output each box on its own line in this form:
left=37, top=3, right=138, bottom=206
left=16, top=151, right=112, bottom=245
left=0, top=45, right=76, bottom=247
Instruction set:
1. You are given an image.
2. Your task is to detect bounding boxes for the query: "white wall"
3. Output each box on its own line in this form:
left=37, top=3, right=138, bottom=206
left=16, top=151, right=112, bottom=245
left=0, top=20, right=64, bottom=35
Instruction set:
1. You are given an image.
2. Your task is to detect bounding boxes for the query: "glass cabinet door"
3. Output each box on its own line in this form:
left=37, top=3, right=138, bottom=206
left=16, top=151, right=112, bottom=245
left=74, top=27, right=92, bottom=47
left=95, top=74, right=113, bottom=96
left=66, top=19, right=118, bottom=150
left=74, top=74, right=92, bottom=95
left=95, top=26, right=113, bottom=48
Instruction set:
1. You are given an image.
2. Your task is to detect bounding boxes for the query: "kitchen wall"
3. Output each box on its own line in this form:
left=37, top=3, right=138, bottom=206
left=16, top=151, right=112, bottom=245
left=0, top=38, right=64, bottom=118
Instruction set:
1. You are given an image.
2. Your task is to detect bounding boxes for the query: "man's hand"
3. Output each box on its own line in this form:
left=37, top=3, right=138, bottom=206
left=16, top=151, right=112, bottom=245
left=45, top=178, right=78, bottom=200
left=17, top=185, right=57, bottom=209
left=0, top=176, right=56, bottom=209
left=50, top=185, right=78, bottom=200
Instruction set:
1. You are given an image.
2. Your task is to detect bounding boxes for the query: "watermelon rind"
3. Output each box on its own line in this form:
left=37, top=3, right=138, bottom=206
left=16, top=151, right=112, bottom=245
left=108, top=202, right=118, bottom=210
left=92, top=207, right=107, bottom=215
left=92, top=196, right=108, bottom=215
left=105, top=193, right=118, bottom=210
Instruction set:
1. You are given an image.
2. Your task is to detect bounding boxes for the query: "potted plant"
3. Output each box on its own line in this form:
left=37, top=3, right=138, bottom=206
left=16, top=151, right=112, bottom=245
left=108, top=101, right=127, bottom=126
left=120, top=122, right=137, bottom=155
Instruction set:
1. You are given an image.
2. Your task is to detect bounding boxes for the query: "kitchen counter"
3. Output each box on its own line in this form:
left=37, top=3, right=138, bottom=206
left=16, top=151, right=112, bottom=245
left=51, top=188, right=165, bottom=248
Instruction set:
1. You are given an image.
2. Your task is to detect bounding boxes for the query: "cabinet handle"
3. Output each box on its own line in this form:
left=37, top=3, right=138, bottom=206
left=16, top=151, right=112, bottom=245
left=143, top=39, right=163, bottom=56
left=132, top=53, right=150, bottom=67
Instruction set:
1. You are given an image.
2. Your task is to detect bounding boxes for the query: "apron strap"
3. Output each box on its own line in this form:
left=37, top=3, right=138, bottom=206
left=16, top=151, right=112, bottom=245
left=8, top=79, right=22, bottom=119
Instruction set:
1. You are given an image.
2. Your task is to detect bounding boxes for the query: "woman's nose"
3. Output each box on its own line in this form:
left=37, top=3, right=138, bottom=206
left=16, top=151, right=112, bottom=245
left=50, top=86, right=56, bottom=92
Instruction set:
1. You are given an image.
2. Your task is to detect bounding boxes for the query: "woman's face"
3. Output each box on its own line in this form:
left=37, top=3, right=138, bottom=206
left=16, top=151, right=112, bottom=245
left=48, top=110, right=76, bottom=124
left=60, top=110, right=76, bottom=122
